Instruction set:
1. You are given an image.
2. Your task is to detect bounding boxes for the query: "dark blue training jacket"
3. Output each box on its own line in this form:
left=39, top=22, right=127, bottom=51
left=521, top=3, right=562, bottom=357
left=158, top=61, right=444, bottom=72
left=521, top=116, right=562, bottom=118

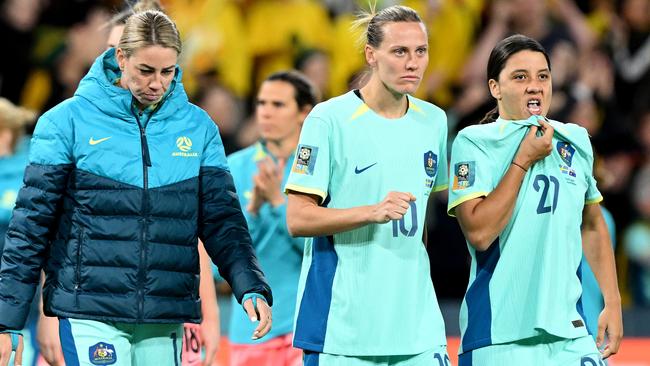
left=0, top=49, right=271, bottom=329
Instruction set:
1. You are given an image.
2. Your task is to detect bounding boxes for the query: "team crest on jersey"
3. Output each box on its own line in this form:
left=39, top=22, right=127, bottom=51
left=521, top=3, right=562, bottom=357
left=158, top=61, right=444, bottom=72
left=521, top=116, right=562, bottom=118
left=556, top=141, right=575, bottom=166
left=292, top=144, right=318, bottom=175
left=89, top=343, right=116, bottom=365
left=423, top=151, right=438, bottom=178
left=453, top=161, right=475, bottom=190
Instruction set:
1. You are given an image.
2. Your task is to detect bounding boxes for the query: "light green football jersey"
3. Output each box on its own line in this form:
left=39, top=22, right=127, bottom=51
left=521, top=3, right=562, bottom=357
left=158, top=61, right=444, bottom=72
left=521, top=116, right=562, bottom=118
left=285, top=91, right=448, bottom=356
left=447, top=116, right=602, bottom=355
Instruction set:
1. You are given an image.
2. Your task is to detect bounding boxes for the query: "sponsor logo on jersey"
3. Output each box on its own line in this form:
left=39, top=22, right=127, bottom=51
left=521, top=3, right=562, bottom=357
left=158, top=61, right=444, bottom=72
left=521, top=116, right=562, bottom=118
left=172, top=136, right=199, bottom=157
left=355, top=162, right=377, bottom=174
left=453, top=161, right=475, bottom=190
left=292, top=144, right=318, bottom=175
left=424, top=151, right=438, bottom=178
left=89, top=342, right=116, bottom=365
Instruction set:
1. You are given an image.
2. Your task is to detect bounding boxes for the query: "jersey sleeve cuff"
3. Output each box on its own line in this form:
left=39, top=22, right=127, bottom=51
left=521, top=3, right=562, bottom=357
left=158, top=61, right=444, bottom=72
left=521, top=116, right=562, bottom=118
left=585, top=196, right=603, bottom=205
left=447, top=191, right=490, bottom=217
left=284, top=184, right=327, bottom=204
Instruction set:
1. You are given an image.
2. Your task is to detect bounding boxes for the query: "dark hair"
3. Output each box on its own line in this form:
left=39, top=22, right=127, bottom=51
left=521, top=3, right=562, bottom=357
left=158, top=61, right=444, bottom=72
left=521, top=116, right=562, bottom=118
left=480, top=34, right=551, bottom=124
left=294, top=49, right=327, bottom=72
left=265, top=70, right=320, bottom=109
left=353, top=5, right=423, bottom=48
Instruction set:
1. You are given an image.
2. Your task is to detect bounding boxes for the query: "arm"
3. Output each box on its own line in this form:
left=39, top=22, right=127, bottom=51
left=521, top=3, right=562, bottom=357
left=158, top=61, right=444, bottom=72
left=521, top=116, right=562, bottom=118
left=37, top=273, right=64, bottom=366
left=198, top=122, right=272, bottom=339
left=581, top=203, right=622, bottom=359
left=455, top=120, right=554, bottom=251
left=0, top=117, right=72, bottom=330
left=550, top=0, right=597, bottom=51
left=286, top=190, right=416, bottom=238
left=198, top=241, right=219, bottom=366
left=461, top=0, right=512, bottom=83
left=0, top=116, right=72, bottom=364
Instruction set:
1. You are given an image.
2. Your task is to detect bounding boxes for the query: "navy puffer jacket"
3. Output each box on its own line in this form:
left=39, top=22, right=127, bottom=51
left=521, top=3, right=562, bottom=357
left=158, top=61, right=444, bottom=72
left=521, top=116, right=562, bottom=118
left=0, top=49, right=272, bottom=329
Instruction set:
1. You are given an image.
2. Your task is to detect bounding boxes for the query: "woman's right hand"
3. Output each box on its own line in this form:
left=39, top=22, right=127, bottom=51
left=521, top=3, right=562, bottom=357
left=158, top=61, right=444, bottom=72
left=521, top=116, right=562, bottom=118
left=513, top=118, right=554, bottom=170
left=0, top=332, right=22, bottom=366
left=369, top=191, right=416, bottom=224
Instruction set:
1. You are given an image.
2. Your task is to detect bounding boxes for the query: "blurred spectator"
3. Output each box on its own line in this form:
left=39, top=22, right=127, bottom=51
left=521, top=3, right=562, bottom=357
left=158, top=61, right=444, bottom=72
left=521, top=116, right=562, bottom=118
left=167, top=0, right=252, bottom=98
left=0, top=0, right=42, bottom=104
left=624, top=164, right=650, bottom=306
left=246, top=0, right=333, bottom=90
left=294, top=48, right=329, bottom=99
left=638, top=110, right=650, bottom=160
left=195, top=83, right=245, bottom=155
left=328, top=11, right=366, bottom=96
left=404, top=0, right=483, bottom=108
left=39, top=6, right=110, bottom=112
left=609, top=0, right=650, bottom=123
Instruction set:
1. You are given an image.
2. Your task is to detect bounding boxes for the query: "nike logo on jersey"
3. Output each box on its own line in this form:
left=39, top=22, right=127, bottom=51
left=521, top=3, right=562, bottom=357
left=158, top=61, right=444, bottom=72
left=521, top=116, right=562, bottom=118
left=89, top=136, right=112, bottom=145
left=355, top=163, right=377, bottom=174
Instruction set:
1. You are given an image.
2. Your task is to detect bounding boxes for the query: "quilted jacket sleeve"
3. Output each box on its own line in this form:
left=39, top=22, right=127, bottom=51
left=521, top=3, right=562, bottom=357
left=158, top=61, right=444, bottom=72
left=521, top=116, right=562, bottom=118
left=198, top=122, right=272, bottom=306
left=0, top=115, right=73, bottom=330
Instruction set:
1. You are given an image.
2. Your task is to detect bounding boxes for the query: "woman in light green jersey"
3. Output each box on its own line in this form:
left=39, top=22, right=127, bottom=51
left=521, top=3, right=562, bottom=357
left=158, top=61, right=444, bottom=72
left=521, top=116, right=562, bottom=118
left=285, top=4, right=451, bottom=366
left=448, top=34, right=623, bottom=366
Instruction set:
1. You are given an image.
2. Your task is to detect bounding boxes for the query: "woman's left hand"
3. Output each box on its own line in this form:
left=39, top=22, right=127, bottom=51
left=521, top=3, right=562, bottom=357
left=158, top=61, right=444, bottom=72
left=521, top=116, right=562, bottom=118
left=243, top=296, right=272, bottom=340
left=597, top=302, right=623, bottom=359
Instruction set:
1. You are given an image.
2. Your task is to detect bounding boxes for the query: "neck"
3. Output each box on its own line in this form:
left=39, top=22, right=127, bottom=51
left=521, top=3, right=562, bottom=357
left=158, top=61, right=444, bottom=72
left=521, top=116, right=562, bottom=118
left=359, top=76, right=408, bottom=119
left=264, top=132, right=300, bottom=160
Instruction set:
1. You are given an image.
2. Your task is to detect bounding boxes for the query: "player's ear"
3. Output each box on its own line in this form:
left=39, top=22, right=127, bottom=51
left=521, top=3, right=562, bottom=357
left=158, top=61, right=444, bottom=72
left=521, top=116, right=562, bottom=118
left=365, top=45, right=377, bottom=68
left=489, top=79, right=501, bottom=100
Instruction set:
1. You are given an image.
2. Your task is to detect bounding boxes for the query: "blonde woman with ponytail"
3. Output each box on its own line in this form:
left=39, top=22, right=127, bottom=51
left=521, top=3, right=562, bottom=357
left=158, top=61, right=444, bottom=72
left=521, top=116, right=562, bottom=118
left=285, top=4, right=451, bottom=366
left=35, top=2, right=222, bottom=365
left=0, top=5, right=272, bottom=366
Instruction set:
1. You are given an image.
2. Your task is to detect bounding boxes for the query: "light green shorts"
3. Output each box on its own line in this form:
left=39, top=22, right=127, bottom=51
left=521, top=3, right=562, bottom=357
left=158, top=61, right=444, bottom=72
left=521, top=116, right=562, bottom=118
left=303, top=345, right=451, bottom=366
left=458, top=333, right=603, bottom=366
left=59, top=318, right=183, bottom=366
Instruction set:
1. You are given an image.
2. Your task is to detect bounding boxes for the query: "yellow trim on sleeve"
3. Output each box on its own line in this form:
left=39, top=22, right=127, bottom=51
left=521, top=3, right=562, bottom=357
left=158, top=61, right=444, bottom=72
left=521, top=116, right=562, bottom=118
left=585, top=196, right=603, bottom=205
left=447, top=191, right=490, bottom=217
left=284, top=183, right=327, bottom=204
left=431, top=184, right=448, bottom=193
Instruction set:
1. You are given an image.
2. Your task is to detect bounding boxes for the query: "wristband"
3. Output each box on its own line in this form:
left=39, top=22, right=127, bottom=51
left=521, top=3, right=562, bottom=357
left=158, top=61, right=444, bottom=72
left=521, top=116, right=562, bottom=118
left=241, top=293, right=267, bottom=314
left=511, top=161, right=528, bottom=172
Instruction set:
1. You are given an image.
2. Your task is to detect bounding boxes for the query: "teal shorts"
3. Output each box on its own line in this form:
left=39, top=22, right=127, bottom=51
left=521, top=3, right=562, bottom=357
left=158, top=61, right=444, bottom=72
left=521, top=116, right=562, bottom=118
left=59, top=318, right=183, bottom=366
left=458, top=334, right=603, bottom=366
left=303, top=345, right=451, bottom=366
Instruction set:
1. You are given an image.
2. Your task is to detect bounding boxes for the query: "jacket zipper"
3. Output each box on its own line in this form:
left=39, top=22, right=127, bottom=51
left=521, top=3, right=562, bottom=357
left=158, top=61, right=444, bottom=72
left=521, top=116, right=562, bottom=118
left=74, top=230, right=84, bottom=307
left=135, top=111, right=151, bottom=321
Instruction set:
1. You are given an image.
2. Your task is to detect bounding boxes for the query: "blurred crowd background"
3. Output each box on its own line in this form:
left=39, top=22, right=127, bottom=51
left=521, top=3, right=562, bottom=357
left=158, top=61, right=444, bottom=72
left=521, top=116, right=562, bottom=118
left=1, top=0, right=649, bottom=311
